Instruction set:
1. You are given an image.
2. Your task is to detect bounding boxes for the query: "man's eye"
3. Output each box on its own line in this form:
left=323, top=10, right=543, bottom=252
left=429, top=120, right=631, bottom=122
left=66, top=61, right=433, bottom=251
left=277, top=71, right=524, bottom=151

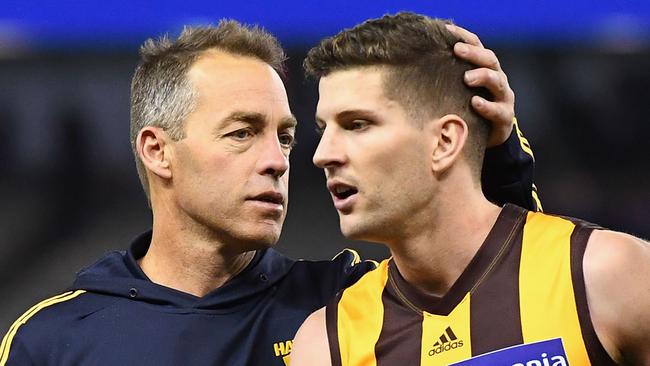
left=314, top=125, right=325, bottom=136
left=279, top=133, right=296, bottom=148
left=228, top=128, right=254, bottom=140
left=350, top=120, right=369, bottom=130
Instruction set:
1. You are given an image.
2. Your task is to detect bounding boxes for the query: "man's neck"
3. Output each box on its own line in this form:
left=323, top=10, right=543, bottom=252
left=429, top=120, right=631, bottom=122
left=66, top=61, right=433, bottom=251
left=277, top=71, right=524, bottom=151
left=388, top=185, right=501, bottom=299
left=138, top=212, right=256, bottom=298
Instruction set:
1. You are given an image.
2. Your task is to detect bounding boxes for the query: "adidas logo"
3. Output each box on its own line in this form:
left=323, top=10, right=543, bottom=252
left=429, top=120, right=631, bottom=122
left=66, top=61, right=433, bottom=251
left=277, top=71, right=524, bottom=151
left=428, top=326, right=464, bottom=356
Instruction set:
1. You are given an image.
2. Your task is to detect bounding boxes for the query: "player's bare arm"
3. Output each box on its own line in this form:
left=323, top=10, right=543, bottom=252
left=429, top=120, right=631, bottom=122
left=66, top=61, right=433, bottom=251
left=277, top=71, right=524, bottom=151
left=447, top=23, right=515, bottom=147
left=584, top=230, right=650, bottom=365
left=291, top=307, right=331, bottom=366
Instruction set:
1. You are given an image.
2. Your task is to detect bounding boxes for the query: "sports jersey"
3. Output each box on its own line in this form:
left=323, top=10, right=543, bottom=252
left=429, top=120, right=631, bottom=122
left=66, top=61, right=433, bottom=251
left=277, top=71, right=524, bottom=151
left=1, top=128, right=538, bottom=366
left=326, top=204, right=616, bottom=366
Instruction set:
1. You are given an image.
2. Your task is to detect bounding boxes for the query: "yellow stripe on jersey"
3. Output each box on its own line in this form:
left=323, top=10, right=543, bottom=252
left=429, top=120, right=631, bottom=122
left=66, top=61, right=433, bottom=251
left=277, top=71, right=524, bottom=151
left=338, top=260, right=389, bottom=366
left=421, top=294, right=472, bottom=366
left=519, top=212, right=589, bottom=365
left=0, top=290, right=86, bottom=365
left=513, top=118, right=535, bottom=161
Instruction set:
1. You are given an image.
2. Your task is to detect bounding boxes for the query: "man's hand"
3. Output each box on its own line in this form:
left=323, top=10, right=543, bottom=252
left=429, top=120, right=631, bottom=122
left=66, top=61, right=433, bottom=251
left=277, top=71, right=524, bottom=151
left=446, top=24, right=515, bottom=147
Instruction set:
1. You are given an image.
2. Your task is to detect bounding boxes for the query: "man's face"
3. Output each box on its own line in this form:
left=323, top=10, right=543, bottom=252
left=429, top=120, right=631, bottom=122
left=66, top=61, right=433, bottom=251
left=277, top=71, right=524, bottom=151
left=168, top=50, right=295, bottom=250
left=313, top=67, right=436, bottom=242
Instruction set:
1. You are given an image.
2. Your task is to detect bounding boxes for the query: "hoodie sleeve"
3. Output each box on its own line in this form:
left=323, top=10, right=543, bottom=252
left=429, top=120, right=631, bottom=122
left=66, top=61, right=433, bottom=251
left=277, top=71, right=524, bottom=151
left=1, top=332, right=36, bottom=366
left=481, top=118, right=542, bottom=212
left=331, top=249, right=379, bottom=290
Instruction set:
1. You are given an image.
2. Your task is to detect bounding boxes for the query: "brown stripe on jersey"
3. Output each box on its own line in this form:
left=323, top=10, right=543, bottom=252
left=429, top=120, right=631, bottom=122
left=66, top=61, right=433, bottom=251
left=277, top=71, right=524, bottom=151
left=469, top=212, right=525, bottom=356
left=434, top=204, right=527, bottom=316
left=326, top=292, right=343, bottom=366
left=385, top=204, right=527, bottom=317
left=387, top=260, right=442, bottom=314
left=375, top=273, right=424, bottom=366
left=570, top=225, right=617, bottom=366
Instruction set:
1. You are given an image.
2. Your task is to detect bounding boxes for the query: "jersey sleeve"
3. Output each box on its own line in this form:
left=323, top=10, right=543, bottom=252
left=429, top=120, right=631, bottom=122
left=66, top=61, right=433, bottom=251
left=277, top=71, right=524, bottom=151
left=481, top=118, right=542, bottom=211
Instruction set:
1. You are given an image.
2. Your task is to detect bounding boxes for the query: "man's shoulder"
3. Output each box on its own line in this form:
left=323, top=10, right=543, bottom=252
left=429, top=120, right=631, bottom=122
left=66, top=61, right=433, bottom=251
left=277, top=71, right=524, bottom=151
left=1, top=290, right=115, bottom=362
left=4, top=290, right=116, bottom=338
left=583, top=230, right=650, bottom=364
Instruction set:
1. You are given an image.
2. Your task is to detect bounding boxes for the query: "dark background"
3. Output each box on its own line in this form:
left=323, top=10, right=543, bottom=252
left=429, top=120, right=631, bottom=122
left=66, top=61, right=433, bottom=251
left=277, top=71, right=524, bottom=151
left=1, top=1, right=649, bottom=332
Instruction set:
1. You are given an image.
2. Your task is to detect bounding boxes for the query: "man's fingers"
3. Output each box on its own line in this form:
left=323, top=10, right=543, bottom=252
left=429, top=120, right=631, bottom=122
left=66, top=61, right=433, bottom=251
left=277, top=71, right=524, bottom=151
left=454, top=43, right=500, bottom=70
left=445, top=24, right=482, bottom=47
left=464, top=68, right=513, bottom=102
left=472, top=96, right=514, bottom=147
left=472, top=96, right=504, bottom=119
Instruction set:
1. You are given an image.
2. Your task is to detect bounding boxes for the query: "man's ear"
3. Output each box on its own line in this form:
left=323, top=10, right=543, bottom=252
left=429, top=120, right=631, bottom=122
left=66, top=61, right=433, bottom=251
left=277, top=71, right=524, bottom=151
left=136, top=126, right=172, bottom=180
left=431, top=114, right=468, bottom=174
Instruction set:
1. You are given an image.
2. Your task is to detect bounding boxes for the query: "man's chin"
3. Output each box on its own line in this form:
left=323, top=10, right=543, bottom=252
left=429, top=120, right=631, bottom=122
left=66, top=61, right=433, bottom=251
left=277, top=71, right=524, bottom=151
left=250, top=226, right=282, bottom=244
left=226, top=221, right=283, bottom=251
left=339, top=217, right=389, bottom=244
left=236, top=233, right=280, bottom=251
left=339, top=218, right=369, bottom=240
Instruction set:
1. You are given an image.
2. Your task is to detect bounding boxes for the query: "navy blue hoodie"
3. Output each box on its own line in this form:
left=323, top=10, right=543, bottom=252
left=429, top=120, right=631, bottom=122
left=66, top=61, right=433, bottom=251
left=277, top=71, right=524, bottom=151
left=1, top=232, right=373, bottom=366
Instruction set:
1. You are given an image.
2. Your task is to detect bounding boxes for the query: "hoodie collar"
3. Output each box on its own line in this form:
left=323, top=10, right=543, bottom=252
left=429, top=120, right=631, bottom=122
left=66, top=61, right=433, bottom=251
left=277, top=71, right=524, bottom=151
left=72, top=230, right=295, bottom=312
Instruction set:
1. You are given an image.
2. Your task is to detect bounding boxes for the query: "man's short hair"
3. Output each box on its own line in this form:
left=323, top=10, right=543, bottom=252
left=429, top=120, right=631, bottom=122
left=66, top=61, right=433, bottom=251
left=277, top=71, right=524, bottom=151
left=130, top=19, right=286, bottom=202
left=304, top=12, right=491, bottom=179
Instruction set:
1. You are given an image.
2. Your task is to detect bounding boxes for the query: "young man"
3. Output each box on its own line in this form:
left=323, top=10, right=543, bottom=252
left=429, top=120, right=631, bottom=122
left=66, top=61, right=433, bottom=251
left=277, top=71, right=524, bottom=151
left=292, top=12, right=650, bottom=366
left=1, top=19, right=538, bottom=366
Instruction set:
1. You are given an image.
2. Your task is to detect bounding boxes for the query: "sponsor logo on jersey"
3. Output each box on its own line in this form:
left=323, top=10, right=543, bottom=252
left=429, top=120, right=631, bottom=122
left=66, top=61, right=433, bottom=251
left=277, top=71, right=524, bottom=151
left=428, top=326, right=465, bottom=356
left=449, top=338, right=569, bottom=366
left=273, top=340, right=293, bottom=366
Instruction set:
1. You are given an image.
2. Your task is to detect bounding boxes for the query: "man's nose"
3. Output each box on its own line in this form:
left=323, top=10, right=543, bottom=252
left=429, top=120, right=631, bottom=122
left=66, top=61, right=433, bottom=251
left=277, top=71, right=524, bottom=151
left=258, top=136, right=290, bottom=178
left=313, top=126, right=345, bottom=169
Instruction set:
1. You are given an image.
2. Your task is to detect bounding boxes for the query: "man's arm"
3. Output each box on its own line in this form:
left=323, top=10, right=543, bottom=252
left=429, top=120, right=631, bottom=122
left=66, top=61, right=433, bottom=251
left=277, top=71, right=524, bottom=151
left=584, top=230, right=650, bottom=365
left=0, top=330, right=36, bottom=365
left=290, top=307, right=332, bottom=366
left=448, top=24, right=540, bottom=211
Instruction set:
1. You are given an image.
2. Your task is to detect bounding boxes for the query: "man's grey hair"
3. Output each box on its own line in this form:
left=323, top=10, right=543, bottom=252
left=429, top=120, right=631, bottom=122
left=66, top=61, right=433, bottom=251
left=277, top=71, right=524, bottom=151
left=130, top=19, right=286, bottom=203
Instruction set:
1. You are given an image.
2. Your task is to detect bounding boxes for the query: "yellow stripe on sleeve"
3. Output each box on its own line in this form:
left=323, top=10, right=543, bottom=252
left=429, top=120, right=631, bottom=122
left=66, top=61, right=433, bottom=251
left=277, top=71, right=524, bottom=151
left=332, top=248, right=362, bottom=266
left=513, top=118, right=535, bottom=161
left=531, top=188, right=543, bottom=212
left=0, top=290, right=86, bottom=365
left=0, top=291, right=75, bottom=357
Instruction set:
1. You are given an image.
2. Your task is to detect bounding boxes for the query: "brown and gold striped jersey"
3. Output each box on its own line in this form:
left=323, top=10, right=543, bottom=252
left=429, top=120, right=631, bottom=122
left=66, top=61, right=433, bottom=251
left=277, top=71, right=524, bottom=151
left=326, top=204, right=616, bottom=366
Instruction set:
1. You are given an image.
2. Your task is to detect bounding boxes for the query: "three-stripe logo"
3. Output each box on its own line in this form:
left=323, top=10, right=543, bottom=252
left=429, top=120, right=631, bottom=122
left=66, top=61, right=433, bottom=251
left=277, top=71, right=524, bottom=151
left=428, top=326, right=464, bottom=356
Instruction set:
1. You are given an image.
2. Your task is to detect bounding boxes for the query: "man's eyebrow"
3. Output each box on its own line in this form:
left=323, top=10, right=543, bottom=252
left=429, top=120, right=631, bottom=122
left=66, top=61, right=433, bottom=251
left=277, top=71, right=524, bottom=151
left=221, top=111, right=297, bottom=129
left=280, top=115, right=298, bottom=129
left=335, top=109, right=380, bottom=121
left=315, top=109, right=379, bottom=125
left=222, top=111, right=266, bottom=126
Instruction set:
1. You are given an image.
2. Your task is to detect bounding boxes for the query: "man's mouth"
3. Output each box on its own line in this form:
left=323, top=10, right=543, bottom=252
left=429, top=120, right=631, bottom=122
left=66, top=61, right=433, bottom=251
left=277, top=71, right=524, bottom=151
left=249, top=191, right=285, bottom=205
left=330, top=183, right=358, bottom=200
left=327, top=181, right=358, bottom=212
left=247, top=192, right=285, bottom=217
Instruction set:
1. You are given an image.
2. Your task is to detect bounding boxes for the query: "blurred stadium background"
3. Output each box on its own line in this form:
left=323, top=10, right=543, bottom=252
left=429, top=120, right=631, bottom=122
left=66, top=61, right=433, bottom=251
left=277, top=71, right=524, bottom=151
left=1, top=1, right=649, bottom=332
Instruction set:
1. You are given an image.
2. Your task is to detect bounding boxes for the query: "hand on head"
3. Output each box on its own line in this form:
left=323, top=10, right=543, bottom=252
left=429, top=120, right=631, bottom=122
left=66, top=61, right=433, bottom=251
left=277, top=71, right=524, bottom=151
left=446, top=24, right=515, bottom=147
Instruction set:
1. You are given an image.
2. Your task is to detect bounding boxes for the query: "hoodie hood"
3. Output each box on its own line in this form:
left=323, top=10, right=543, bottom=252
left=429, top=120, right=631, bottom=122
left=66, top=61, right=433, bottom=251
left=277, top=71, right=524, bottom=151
left=71, top=231, right=295, bottom=312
